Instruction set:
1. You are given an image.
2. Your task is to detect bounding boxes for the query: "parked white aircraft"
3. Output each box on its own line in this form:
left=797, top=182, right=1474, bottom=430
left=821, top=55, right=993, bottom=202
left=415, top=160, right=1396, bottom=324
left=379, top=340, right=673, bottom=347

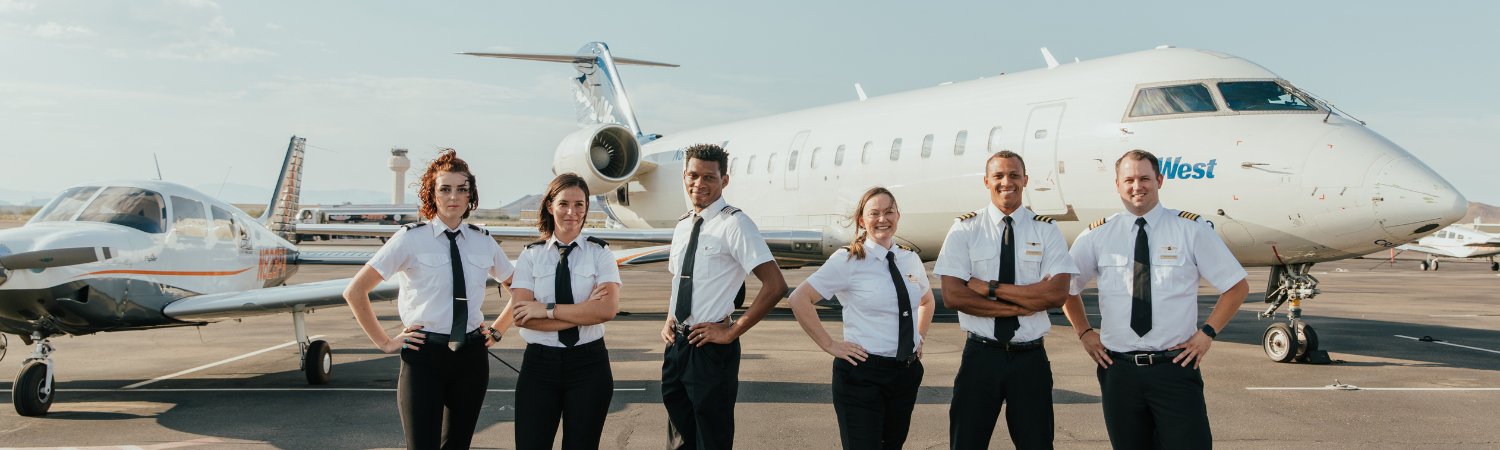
left=1396, top=222, right=1500, bottom=271
left=298, top=42, right=1469, bottom=364
left=0, top=136, right=669, bottom=416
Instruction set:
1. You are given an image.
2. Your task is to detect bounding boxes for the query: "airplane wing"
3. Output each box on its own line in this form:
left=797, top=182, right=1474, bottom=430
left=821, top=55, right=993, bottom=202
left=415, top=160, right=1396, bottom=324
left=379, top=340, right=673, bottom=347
left=1394, top=243, right=1461, bottom=258
left=292, top=223, right=675, bottom=245
left=296, top=251, right=377, bottom=265
left=162, top=278, right=401, bottom=322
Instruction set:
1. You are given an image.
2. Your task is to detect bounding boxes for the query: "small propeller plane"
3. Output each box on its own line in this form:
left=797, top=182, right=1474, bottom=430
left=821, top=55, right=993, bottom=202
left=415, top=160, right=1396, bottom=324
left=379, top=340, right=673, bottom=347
left=0, top=136, right=669, bottom=416
left=1395, top=221, right=1500, bottom=271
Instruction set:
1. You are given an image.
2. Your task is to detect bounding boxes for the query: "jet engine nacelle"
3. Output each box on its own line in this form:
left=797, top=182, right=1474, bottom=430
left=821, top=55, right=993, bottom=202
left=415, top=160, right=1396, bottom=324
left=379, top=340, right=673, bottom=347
left=553, top=123, right=641, bottom=195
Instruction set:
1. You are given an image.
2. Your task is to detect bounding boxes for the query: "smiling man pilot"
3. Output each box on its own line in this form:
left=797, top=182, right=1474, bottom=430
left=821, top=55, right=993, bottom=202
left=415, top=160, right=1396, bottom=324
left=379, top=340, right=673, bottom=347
left=1062, top=149, right=1250, bottom=450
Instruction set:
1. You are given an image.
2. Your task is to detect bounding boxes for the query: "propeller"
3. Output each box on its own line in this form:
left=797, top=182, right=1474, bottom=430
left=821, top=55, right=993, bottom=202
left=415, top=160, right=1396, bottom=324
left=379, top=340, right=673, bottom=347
left=0, top=247, right=116, bottom=270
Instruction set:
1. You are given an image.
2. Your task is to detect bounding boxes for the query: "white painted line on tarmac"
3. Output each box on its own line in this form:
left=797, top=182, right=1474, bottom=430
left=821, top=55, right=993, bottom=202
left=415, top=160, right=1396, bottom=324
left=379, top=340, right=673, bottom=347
left=0, top=437, right=223, bottom=450
left=1394, top=334, right=1500, bottom=355
left=1248, top=387, right=1500, bottom=391
left=121, top=336, right=325, bottom=389
left=0, top=388, right=647, bottom=393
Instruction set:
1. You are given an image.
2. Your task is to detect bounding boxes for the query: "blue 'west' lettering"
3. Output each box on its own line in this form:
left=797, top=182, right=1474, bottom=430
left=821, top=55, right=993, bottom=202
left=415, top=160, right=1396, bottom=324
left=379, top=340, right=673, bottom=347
left=1158, top=157, right=1217, bottom=179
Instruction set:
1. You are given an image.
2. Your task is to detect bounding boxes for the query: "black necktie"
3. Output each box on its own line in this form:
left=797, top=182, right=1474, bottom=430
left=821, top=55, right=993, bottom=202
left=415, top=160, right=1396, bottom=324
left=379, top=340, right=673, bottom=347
left=674, top=216, right=705, bottom=324
left=995, top=216, right=1020, bottom=342
left=444, top=230, right=468, bottom=351
left=886, top=251, right=915, bottom=360
left=555, top=243, right=579, bottom=347
left=1131, top=217, right=1153, bottom=338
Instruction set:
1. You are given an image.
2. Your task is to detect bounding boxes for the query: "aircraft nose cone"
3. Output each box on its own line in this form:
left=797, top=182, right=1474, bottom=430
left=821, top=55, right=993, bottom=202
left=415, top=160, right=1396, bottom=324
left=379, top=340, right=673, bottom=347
left=1372, top=157, right=1467, bottom=242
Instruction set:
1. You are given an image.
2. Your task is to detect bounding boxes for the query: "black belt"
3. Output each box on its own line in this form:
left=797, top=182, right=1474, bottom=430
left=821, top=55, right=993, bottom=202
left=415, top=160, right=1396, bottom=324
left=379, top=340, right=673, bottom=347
left=864, top=354, right=919, bottom=368
left=418, top=329, right=486, bottom=347
left=968, top=332, right=1044, bottom=352
left=1108, top=349, right=1185, bottom=366
left=673, top=317, right=731, bottom=336
left=526, top=338, right=605, bottom=355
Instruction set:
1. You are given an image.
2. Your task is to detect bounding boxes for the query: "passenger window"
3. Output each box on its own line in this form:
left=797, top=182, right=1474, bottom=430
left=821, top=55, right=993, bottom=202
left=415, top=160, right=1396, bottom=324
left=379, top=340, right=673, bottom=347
left=787, top=150, right=799, bottom=171
left=1218, top=81, right=1315, bottom=111
left=954, top=130, right=968, bottom=155
left=729, top=157, right=739, bottom=175
left=1130, top=84, right=1217, bottom=116
left=75, top=187, right=167, bottom=233
left=835, top=145, right=846, bottom=166
left=987, top=127, right=1003, bottom=153
left=921, top=134, right=934, bottom=158
left=171, top=196, right=208, bottom=238
left=211, top=206, right=236, bottom=240
left=861, top=141, right=873, bottom=164
left=768, top=153, right=778, bottom=173
left=889, top=138, right=902, bottom=161
left=34, top=186, right=100, bottom=223
left=810, top=147, right=822, bottom=169
left=747, top=155, right=757, bottom=174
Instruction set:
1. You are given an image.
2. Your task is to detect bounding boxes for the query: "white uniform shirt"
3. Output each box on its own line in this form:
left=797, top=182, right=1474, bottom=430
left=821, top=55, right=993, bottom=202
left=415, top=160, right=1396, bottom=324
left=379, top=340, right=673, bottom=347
left=1068, top=203, right=1247, bottom=352
left=367, top=220, right=515, bottom=335
left=804, top=239, right=930, bottom=357
left=667, top=197, right=775, bottom=326
left=933, top=204, right=1079, bottom=342
left=510, top=236, right=622, bottom=347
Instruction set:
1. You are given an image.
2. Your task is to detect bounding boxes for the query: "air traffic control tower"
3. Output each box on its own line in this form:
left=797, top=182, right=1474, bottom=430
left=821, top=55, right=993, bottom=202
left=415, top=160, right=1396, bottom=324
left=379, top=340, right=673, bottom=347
left=389, top=148, right=410, bottom=205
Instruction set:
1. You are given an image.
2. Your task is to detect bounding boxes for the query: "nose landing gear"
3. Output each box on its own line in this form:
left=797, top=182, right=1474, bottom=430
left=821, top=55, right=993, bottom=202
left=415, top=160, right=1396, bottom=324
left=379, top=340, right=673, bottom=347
left=1260, top=264, right=1327, bottom=363
left=12, top=332, right=56, bottom=416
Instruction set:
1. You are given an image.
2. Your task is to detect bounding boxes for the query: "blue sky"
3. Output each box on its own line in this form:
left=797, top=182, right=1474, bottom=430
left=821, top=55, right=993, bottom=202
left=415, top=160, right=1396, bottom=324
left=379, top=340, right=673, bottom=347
left=1, top=0, right=1496, bottom=207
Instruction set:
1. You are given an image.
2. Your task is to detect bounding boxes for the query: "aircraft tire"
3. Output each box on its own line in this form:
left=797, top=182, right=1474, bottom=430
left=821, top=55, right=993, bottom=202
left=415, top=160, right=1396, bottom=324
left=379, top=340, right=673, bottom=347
left=304, top=340, right=332, bottom=385
left=13, top=360, right=52, bottom=416
left=733, top=282, right=747, bottom=309
left=1263, top=323, right=1299, bottom=363
left=1294, top=322, right=1319, bottom=362
left=1491, top=262, right=1498, bottom=271
left=1420, top=261, right=1429, bottom=271
left=1432, top=260, right=1440, bottom=271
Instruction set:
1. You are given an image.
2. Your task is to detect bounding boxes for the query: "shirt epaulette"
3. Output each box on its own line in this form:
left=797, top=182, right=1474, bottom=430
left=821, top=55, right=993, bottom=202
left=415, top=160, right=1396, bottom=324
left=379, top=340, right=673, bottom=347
left=721, top=205, right=741, bottom=215
left=955, top=212, right=977, bottom=222
left=896, top=244, right=913, bottom=252
left=1087, top=217, right=1108, bottom=230
left=1032, top=215, right=1056, bottom=224
left=403, top=222, right=427, bottom=230
left=679, top=211, right=693, bottom=221
left=525, top=240, right=547, bottom=249
left=466, top=223, right=490, bottom=235
left=585, top=236, right=609, bottom=248
left=1177, top=211, right=1201, bottom=221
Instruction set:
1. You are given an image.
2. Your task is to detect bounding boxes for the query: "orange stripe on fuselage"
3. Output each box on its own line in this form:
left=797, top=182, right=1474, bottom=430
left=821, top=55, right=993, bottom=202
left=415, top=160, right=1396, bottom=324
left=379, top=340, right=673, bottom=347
left=72, top=267, right=253, bottom=278
left=616, top=248, right=667, bottom=265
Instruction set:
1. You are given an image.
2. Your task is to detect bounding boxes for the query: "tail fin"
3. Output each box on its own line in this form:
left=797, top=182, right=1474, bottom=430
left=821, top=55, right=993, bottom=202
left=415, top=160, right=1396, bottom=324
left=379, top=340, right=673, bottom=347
left=259, top=136, right=305, bottom=240
left=458, top=42, right=677, bottom=140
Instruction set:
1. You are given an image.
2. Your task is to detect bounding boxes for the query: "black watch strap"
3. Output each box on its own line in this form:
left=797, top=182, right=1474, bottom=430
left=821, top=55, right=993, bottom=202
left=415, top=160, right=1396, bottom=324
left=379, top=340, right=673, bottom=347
left=1201, top=324, right=1218, bottom=338
left=987, top=281, right=998, bottom=298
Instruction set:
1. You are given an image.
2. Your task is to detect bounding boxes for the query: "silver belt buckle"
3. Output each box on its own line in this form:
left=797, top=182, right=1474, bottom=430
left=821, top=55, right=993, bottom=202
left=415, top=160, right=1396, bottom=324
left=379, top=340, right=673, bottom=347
left=1134, top=354, right=1152, bottom=365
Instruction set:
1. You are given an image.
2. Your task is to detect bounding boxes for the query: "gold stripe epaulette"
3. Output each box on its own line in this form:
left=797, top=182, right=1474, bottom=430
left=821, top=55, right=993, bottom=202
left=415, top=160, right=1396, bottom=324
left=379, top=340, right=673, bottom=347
left=1178, top=211, right=1201, bottom=221
left=525, top=240, right=547, bottom=249
left=721, top=206, right=741, bottom=215
left=1087, top=217, right=1108, bottom=230
left=897, top=244, right=913, bottom=252
left=679, top=211, right=694, bottom=221
left=1032, top=215, right=1056, bottom=224
left=955, top=212, right=977, bottom=222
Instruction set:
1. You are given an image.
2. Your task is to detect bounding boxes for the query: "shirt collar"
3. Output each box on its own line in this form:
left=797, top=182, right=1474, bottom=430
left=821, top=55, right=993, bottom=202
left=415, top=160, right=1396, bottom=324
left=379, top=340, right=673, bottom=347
left=430, top=219, right=464, bottom=238
left=1133, top=203, right=1167, bottom=228
left=862, top=238, right=896, bottom=261
left=547, top=234, right=579, bottom=250
left=985, top=202, right=1032, bottom=228
left=694, top=196, right=729, bottom=222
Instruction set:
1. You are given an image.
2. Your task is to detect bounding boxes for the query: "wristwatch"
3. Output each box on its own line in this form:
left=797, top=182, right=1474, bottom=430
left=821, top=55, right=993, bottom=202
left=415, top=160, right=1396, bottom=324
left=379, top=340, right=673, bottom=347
left=987, top=281, right=999, bottom=299
left=546, top=302, right=556, bottom=320
left=1200, top=324, right=1218, bottom=339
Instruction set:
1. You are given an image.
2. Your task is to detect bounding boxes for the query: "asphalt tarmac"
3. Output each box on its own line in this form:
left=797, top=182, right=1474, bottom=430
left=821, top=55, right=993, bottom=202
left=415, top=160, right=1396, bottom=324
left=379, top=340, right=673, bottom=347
left=2, top=237, right=1498, bottom=449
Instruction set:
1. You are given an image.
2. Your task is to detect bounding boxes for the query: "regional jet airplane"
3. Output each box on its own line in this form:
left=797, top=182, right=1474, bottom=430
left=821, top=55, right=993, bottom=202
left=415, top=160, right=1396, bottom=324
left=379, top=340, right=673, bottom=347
left=298, top=43, right=1468, bottom=366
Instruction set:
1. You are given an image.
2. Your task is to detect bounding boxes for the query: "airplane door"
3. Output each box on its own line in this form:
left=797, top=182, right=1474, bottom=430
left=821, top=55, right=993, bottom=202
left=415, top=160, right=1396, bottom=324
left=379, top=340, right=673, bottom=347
left=785, top=130, right=809, bottom=190
left=1022, top=104, right=1067, bottom=215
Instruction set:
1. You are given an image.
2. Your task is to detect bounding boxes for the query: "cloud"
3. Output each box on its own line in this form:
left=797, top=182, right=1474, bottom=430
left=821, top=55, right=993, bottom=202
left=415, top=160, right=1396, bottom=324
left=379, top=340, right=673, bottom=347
left=31, top=22, right=96, bottom=38
left=0, top=0, right=34, bottom=14
left=2, top=96, right=56, bottom=108
left=202, top=15, right=232, bottom=37
left=174, top=0, right=219, bottom=9
left=265, top=22, right=281, bottom=29
left=147, top=39, right=276, bottom=62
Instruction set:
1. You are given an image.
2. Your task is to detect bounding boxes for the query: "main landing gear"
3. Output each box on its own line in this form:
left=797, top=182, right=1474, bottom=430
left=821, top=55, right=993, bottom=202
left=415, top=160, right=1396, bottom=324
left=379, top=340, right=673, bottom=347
left=1260, top=264, right=1327, bottom=363
left=12, top=332, right=56, bottom=416
left=293, top=305, right=332, bottom=385
left=1419, top=255, right=1440, bottom=271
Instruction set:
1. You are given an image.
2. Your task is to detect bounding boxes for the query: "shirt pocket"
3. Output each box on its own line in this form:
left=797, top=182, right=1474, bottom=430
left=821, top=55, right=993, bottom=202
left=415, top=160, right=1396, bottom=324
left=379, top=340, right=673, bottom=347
left=1097, top=253, right=1131, bottom=293
left=1019, top=243, right=1045, bottom=283
left=415, top=253, right=449, bottom=284
left=1152, top=248, right=1188, bottom=292
left=970, top=246, right=998, bottom=280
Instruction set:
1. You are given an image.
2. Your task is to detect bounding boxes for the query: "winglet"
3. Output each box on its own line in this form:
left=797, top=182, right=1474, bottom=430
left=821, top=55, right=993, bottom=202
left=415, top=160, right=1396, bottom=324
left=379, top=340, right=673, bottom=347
left=1041, top=47, right=1059, bottom=69
left=855, top=83, right=867, bottom=101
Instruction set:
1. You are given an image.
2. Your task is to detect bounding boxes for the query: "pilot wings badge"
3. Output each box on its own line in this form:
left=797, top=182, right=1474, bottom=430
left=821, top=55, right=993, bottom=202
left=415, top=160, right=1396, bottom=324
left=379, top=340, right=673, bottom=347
left=1162, top=246, right=1178, bottom=251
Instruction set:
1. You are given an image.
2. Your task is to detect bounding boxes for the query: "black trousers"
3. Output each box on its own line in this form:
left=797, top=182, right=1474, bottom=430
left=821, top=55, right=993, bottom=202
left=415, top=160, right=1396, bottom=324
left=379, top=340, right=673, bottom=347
left=398, top=333, right=490, bottom=450
left=948, top=340, right=1054, bottom=450
left=832, top=357, right=924, bottom=450
left=1097, top=359, right=1212, bottom=450
left=662, top=333, right=741, bottom=450
left=515, top=339, right=615, bottom=450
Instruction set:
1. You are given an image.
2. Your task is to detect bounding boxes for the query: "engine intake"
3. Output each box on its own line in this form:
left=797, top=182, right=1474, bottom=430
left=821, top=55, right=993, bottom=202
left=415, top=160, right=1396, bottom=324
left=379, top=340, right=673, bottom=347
left=553, top=123, right=641, bottom=195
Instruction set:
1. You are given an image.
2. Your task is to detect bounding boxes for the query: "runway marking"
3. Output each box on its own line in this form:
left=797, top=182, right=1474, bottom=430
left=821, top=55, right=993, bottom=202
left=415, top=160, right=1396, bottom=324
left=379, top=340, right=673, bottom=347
left=0, top=388, right=648, bottom=393
left=121, top=336, right=325, bottom=389
left=0, top=437, right=222, bottom=450
left=1394, top=334, right=1500, bottom=355
left=1248, top=387, right=1500, bottom=391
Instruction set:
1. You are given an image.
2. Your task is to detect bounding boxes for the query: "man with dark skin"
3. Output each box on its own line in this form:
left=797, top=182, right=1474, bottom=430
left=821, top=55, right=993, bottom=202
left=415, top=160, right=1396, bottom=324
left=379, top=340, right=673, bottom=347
left=934, top=151, right=1077, bottom=449
left=660, top=144, right=787, bottom=450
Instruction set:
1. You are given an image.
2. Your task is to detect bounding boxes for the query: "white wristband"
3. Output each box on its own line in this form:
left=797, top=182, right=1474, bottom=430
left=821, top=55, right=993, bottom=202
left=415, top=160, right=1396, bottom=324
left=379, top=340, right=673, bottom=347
left=547, top=309, right=555, bottom=320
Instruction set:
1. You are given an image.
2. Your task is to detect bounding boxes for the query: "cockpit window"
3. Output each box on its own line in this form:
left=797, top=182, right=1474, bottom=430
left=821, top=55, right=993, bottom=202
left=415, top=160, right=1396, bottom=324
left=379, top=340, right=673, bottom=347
left=1218, top=81, right=1315, bottom=111
left=1130, top=84, right=1218, bottom=117
left=76, top=187, right=167, bottom=233
left=32, top=186, right=100, bottom=224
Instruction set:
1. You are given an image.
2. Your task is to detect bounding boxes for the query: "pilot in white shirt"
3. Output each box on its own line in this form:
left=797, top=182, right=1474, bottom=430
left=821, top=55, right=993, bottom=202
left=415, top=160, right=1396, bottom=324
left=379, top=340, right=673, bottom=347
left=1062, top=150, right=1249, bottom=450
left=789, top=187, right=935, bottom=450
left=933, top=151, right=1077, bottom=450
left=367, top=220, right=513, bottom=335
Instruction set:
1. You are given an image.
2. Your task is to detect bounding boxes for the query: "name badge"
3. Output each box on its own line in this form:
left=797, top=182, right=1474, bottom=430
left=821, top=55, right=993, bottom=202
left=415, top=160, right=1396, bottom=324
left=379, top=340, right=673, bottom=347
left=906, top=274, right=918, bottom=283
left=1160, top=255, right=1178, bottom=260
left=1024, top=251, right=1043, bottom=256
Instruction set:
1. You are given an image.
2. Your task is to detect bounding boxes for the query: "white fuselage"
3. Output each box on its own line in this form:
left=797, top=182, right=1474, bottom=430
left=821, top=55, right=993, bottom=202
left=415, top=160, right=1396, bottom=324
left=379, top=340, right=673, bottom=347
left=1409, top=225, right=1500, bottom=259
left=605, top=48, right=1467, bottom=267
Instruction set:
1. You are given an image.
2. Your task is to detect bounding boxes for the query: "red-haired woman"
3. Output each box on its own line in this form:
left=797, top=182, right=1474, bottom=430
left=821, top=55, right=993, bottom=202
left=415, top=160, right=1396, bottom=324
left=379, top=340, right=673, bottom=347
left=344, top=149, right=514, bottom=450
left=788, top=187, right=935, bottom=450
left=486, top=173, right=621, bottom=450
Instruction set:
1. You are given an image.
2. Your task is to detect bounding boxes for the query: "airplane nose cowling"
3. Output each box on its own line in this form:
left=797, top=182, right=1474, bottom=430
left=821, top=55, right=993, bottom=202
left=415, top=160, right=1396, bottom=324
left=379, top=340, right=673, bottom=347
left=1372, top=157, right=1467, bottom=242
